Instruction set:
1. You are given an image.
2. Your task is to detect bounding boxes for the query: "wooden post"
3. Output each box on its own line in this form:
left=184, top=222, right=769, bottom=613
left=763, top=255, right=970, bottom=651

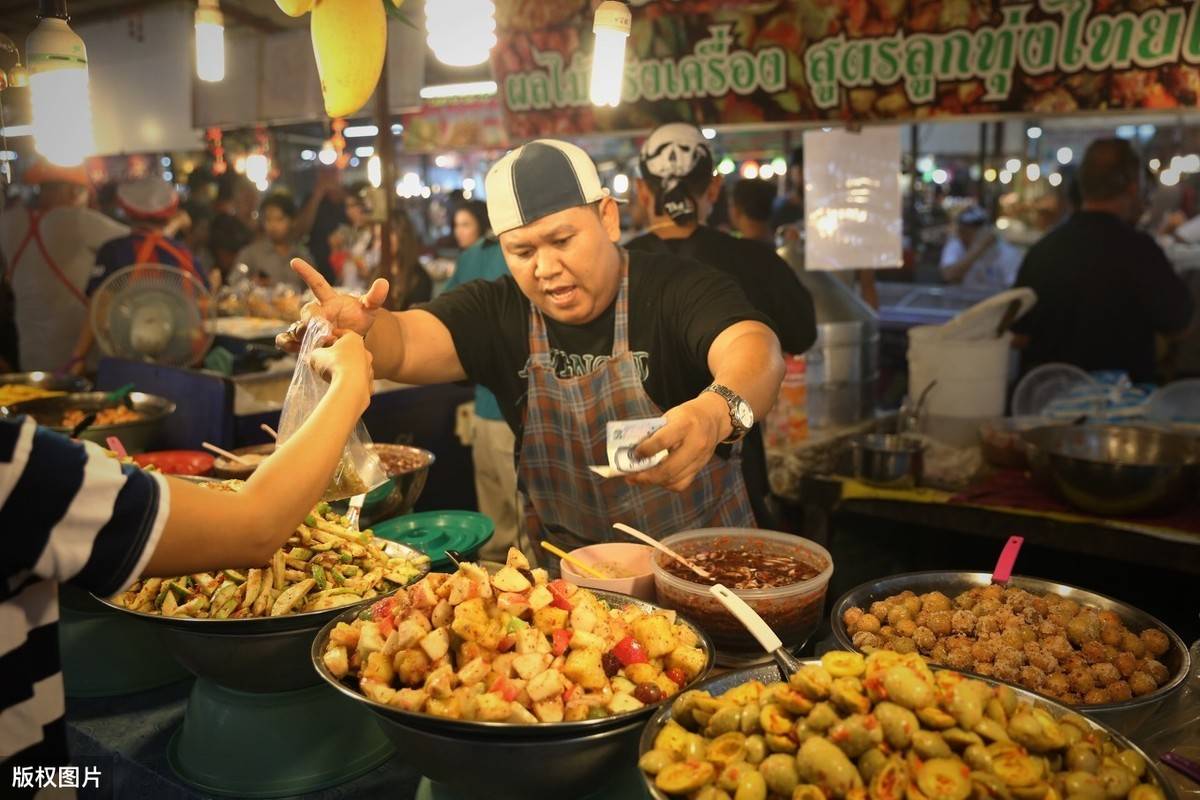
left=978, top=121, right=988, bottom=205
left=375, top=45, right=397, bottom=308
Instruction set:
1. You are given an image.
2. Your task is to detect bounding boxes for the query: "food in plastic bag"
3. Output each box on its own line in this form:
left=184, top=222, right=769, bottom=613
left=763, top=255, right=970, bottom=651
left=277, top=317, right=387, bottom=502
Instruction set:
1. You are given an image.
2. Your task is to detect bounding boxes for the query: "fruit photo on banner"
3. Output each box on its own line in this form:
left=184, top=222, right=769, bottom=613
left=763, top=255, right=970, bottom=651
left=491, top=0, right=1200, bottom=137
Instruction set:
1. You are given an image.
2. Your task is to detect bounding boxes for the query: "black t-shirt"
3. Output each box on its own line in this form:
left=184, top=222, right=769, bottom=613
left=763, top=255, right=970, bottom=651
left=424, top=248, right=771, bottom=439
left=625, top=226, right=817, bottom=355
left=1012, top=211, right=1193, bottom=383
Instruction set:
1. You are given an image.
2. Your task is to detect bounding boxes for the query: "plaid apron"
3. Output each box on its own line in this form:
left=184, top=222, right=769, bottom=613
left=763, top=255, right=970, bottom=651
left=517, top=256, right=756, bottom=553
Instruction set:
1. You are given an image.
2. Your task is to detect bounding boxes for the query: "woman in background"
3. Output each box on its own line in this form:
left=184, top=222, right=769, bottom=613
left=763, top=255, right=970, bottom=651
left=371, top=208, right=432, bottom=311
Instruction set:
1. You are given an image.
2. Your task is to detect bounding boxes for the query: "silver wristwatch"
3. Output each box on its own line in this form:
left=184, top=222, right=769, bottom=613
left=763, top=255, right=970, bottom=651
left=704, top=382, right=754, bottom=444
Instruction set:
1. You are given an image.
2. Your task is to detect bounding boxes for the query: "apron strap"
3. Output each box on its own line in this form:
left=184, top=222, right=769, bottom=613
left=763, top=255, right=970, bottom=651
left=14, top=208, right=89, bottom=307
left=5, top=208, right=42, bottom=283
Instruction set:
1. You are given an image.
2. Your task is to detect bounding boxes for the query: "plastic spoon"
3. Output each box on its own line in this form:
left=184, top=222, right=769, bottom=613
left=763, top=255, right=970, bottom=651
left=612, top=523, right=713, bottom=581
left=709, top=584, right=801, bottom=678
left=345, top=493, right=366, bottom=531
left=991, top=535, right=1024, bottom=585
left=201, top=441, right=250, bottom=465
left=105, top=436, right=128, bottom=459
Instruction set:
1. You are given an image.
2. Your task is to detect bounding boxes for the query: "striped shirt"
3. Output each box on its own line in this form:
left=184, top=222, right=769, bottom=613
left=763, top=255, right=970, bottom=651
left=0, top=416, right=169, bottom=789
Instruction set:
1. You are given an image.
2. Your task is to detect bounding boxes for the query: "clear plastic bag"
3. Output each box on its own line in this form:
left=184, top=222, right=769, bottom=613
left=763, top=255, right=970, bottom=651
left=277, top=317, right=387, bottom=501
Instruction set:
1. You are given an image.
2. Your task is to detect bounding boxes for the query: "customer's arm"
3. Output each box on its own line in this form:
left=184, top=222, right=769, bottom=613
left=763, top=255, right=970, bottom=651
left=1138, top=239, right=1194, bottom=335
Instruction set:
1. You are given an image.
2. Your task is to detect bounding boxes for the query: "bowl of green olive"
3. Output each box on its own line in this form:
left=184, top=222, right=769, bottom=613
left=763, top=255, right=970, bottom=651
left=637, top=648, right=1176, bottom=800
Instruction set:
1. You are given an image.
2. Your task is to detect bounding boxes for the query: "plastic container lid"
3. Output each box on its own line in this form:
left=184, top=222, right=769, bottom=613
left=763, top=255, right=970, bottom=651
left=938, top=287, right=1037, bottom=341
left=372, top=511, right=495, bottom=569
left=1012, top=363, right=1100, bottom=418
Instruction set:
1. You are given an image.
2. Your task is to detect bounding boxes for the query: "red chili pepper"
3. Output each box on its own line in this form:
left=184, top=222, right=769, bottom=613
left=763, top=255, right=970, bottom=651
left=552, top=629, right=571, bottom=656
left=378, top=615, right=395, bottom=638
left=497, top=634, right=516, bottom=653
left=665, top=667, right=687, bottom=687
left=489, top=676, right=519, bottom=702
left=562, top=684, right=578, bottom=704
left=612, top=635, right=648, bottom=666
left=547, top=579, right=573, bottom=611
left=371, top=596, right=396, bottom=622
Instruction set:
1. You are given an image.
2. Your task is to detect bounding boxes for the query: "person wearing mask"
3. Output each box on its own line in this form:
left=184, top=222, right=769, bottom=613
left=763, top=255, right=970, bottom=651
left=1013, top=138, right=1193, bottom=382
left=443, top=203, right=521, bottom=561
left=236, top=194, right=314, bottom=289
left=329, top=186, right=376, bottom=292
left=368, top=208, right=433, bottom=311
left=729, top=178, right=778, bottom=245
left=626, top=123, right=816, bottom=529
left=279, top=139, right=785, bottom=554
left=0, top=162, right=128, bottom=373
left=208, top=173, right=258, bottom=280
left=939, top=206, right=1022, bottom=292
left=1, top=332, right=372, bottom=793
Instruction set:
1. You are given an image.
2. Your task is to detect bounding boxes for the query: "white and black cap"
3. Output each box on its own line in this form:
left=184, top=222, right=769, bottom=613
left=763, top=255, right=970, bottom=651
left=485, top=139, right=613, bottom=236
left=639, top=122, right=714, bottom=223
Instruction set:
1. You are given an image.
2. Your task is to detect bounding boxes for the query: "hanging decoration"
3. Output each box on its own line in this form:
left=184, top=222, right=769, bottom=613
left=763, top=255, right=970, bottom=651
left=206, top=126, right=226, bottom=175
left=330, top=118, right=349, bottom=170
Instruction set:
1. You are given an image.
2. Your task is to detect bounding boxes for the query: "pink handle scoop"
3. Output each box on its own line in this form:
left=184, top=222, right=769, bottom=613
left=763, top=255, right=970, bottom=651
left=991, top=535, right=1024, bottom=584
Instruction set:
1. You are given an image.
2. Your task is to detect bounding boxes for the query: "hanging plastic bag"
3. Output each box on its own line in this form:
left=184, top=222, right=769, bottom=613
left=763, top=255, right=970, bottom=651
left=277, top=317, right=387, bottom=501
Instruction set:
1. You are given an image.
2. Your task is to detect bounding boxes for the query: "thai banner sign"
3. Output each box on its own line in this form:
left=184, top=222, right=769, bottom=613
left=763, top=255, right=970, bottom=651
left=490, top=0, right=1200, bottom=138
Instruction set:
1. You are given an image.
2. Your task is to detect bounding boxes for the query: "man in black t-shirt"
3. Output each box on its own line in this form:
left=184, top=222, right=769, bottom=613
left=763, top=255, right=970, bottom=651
left=627, top=123, right=816, bottom=528
left=279, top=139, right=786, bottom=553
left=1013, top=139, right=1192, bottom=383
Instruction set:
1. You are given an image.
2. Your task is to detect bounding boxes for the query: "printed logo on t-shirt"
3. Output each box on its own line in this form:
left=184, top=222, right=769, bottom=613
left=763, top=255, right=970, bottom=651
left=519, top=348, right=650, bottom=381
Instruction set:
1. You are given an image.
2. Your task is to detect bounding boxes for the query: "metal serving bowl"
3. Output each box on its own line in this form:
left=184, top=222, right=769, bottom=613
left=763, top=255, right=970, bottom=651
left=1022, top=424, right=1200, bottom=515
left=638, top=660, right=1180, bottom=800
left=93, top=540, right=429, bottom=694
left=849, top=433, right=925, bottom=488
left=0, top=371, right=92, bottom=392
left=312, top=588, right=714, bottom=799
left=830, top=571, right=1191, bottom=734
left=1, top=391, right=175, bottom=453
left=359, top=443, right=435, bottom=525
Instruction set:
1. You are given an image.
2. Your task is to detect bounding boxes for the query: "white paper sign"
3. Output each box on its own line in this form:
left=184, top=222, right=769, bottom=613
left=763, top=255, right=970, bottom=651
left=803, top=127, right=903, bottom=272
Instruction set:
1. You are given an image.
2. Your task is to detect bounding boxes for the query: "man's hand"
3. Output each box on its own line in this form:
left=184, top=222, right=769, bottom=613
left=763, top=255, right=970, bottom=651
left=276, top=258, right=389, bottom=353
left=625, top=392, right=731, bottom=492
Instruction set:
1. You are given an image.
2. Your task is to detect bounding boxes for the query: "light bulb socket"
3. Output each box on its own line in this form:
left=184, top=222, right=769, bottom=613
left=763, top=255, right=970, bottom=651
left=593, top=0, right=631, bottom=35
left=37, top=0, right=69, bottom=20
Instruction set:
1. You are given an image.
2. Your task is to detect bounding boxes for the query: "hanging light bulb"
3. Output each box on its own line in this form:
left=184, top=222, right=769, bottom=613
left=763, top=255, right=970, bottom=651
left=195, top=0, right=225, bottom=83
left=590, top=1, right=630, bottom=107
left=426, top=0, right=496, bottom=67
left=26, top=1, right=95, bottom=167
left=244, top=153, right=269, bottom=186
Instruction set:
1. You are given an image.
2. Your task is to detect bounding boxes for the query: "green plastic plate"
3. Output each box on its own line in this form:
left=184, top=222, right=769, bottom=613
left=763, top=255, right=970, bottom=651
left=371, top=511, right=494, bottom=570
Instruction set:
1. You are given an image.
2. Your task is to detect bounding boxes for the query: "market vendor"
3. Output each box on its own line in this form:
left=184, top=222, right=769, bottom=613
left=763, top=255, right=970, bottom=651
left=625, top=122, right=816, bottom=529
left=279, top=139, right=785, bottom=553
left=1, top=332, right=372, bottom=789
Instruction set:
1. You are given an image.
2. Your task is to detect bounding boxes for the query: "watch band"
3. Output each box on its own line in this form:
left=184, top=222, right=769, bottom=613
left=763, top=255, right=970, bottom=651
left=704, top=382, right=752, bottom=444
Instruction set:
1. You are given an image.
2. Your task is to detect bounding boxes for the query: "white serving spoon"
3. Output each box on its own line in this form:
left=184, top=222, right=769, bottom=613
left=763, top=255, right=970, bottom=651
left=612, top=523, right=713, bottom=581
left=709, top=584, right=802, bottom=678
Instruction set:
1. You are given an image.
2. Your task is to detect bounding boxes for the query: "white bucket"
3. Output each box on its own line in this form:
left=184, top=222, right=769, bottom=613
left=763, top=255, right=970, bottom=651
left=908, top=325, right=1011, bottom=420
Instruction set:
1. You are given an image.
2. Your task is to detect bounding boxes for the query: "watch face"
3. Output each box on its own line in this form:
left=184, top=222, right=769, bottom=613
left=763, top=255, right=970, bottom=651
left=734, top=399, right=754, bottom=429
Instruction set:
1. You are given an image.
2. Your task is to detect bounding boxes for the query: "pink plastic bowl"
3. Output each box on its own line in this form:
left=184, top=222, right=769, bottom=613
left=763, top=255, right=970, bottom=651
left=559, top=543, right=657, bottom=601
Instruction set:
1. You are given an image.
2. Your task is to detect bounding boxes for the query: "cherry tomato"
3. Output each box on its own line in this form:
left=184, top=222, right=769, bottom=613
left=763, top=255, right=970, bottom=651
left=612, top=635, right=648, bottom=666
left=552, top=629, right=571, bottom=656
left=665, top=667, right=687, bottom=687
left=633, top=682, right=663, bottom=704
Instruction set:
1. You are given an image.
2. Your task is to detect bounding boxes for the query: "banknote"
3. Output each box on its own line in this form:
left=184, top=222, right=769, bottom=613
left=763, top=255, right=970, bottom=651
left=588, top=417, right=667, bottom=478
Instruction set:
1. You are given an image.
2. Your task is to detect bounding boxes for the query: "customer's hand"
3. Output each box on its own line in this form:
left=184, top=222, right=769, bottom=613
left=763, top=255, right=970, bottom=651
left=309, top=330, right=374, bottom=393
left=276, top=259, right=389, bottom=353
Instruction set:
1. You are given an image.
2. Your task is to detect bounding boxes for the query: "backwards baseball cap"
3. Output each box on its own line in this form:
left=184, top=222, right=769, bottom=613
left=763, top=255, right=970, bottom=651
left=958, top=205, right=990, bottom=226
left=639, top=122, right=714, bottom=223
left=486, top=139, right=614, bottom=236
left=117, top=176, right=180, bottom=221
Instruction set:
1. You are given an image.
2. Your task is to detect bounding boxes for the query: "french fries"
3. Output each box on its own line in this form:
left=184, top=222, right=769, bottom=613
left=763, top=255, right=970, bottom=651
left=112, top=484, right=429, bottom=619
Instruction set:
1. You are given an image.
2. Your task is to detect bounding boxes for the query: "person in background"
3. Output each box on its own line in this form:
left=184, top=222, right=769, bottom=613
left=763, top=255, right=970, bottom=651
left=209, top=173, right=258, bottom=280
left=0, top=162, right=128, bottom=373
left=329, top=185, right=375, bottom=291
left=236, top=194, right=313, bottom=289
left=939, top=205, right=1022, bottom=292
left=443, top=203, right=522, bottom=562
left=1013, top=138, right=1193, bottom=383
left=729, top=178, right=778, bottom=245
left=369, top=208, right=433, bottom=311
left=1, top=332, right=374, bottom=793
left=769, top=147, right=805, bottom=230
left=626, top=123, right=817, bottom=529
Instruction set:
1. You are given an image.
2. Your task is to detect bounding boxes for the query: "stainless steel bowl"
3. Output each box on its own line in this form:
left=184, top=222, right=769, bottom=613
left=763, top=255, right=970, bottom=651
left=359, top=443, right=435, bottom=524
left=93, top=541, right=430, bottom=693
left=1022, top=424, right=1200, bottom=515
left=313, top=588, right=713, bottom=737
left=0, top=371, right=92, bottom=392
left=1, top=391, right=175, bottom=453
left=638, top=660, right=1180, bottom=800
left=849, top=433, right=924, bottom=488
left=830, top=571, right=1191, bottom=734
